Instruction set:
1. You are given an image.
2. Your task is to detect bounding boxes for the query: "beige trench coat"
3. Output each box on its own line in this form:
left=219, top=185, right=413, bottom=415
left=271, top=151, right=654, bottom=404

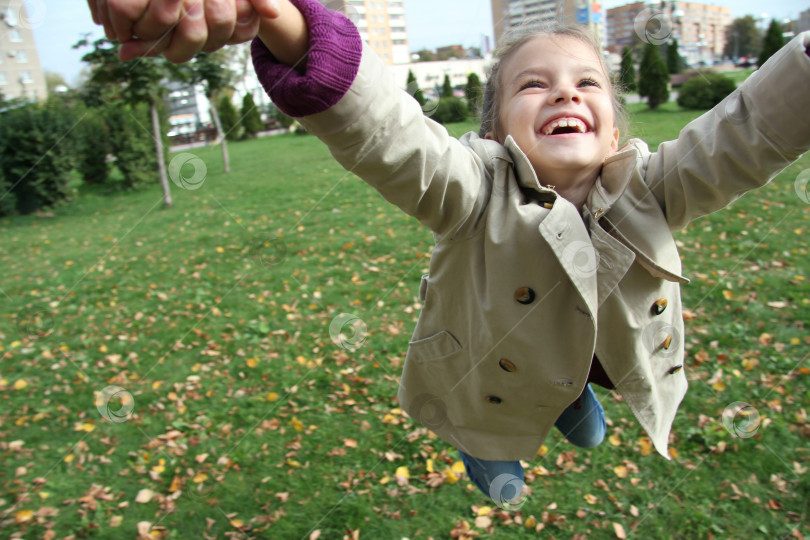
left=297, top=33, right=810, bottom=461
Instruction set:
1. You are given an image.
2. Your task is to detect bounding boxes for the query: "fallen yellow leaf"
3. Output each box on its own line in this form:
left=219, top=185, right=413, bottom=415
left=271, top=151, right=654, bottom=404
left=609, top=435, right=622, bottom=446
left=13, top=379, right=28, bottom=390
left=525, top=515, right=537, bottom=528
left=15, top=510, right=34, bottom=524
left=192, top=472, right=207, bottom=483
left=639, top=438, right=652, bottom=456
left=476, top=506, right=492, bottom=516
left=613, top=465, right=629, bottom=478
left=443, top=468, right=459, bottom=484
left=395, top=466, right=410, bottom=479
left=246, top=357, right=259, bottom=368
left=266, top=392, right=279, bottom=402
left=75, top=422, right=95, bottom=433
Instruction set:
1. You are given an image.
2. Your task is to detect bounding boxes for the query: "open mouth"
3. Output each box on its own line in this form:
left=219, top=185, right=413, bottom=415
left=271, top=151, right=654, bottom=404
left=540, top=117, right=590, bottom=135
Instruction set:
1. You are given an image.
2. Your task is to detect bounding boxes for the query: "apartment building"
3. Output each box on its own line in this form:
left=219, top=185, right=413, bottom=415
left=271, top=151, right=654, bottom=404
left=0, top=0, right=47, bottom=101
left=333, top=0, right=410, bottom=64
left=606, top=1, right=732, bottom=65
left=490, top=0, right=605, bottom=47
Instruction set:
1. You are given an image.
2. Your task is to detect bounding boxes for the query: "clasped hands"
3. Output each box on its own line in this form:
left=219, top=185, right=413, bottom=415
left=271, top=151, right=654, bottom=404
left=86, top=0, right=281, bottom=63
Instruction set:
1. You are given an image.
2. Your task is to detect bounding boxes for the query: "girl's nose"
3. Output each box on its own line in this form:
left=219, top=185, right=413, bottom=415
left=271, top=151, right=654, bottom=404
left=550, top=85, right=581, bottom=104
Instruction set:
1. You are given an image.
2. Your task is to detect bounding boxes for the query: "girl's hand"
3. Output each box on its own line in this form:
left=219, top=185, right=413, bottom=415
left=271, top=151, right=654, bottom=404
left=88, top=0, right=281, bottom=63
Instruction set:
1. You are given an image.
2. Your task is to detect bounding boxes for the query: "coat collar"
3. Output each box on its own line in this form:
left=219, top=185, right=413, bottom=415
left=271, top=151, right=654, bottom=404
left=502, top=134, right=640, bottom=218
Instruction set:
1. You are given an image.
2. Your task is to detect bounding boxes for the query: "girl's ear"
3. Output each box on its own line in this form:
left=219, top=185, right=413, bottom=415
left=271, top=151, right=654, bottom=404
left=609, top=127, right=620, bottom=154
left=484, top=131, right=496, bottom=140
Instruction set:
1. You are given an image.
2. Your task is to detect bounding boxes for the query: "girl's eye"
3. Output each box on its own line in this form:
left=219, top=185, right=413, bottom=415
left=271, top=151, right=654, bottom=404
left=578, top=78, right=601, bottom=88
left=520, top=79, right=546, bottom=90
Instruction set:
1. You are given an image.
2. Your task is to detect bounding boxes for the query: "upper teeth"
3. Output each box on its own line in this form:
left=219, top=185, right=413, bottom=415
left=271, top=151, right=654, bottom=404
left=543, top=118, right=588, bottom=135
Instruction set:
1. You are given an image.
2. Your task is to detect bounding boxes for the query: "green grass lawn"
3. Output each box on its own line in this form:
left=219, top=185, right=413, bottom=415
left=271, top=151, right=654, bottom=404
left=1, top=103, right=808, bottom=539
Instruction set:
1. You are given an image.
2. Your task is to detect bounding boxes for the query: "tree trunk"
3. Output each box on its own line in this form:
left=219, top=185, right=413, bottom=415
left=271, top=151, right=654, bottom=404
left=210, top=104, right=230, bottom=174
left=150, top=99, right=172, bottom=208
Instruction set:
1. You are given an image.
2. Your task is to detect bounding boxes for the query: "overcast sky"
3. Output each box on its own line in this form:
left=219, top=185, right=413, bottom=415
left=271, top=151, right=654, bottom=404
left=19, top=0, right=810, bottom=86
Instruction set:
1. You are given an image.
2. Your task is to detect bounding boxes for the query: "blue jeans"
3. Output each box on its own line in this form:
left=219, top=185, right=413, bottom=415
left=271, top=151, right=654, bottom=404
left=459, top=384, right=606, bottom=506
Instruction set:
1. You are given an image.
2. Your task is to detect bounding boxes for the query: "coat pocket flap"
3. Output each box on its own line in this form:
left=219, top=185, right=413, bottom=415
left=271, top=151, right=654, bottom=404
left=601, top=218, right=690, bottom=284
left=408, top=330, right=463, bottom=361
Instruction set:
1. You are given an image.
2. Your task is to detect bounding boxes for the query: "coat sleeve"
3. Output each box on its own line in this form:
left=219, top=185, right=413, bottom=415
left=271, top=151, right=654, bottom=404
left=251, top=1, right=490, bottom=240
left=644, top=31, right=810, bottom=232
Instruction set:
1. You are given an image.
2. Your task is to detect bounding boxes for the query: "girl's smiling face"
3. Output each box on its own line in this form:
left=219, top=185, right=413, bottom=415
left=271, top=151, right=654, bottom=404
left=487, top=35, right=620, bottom=197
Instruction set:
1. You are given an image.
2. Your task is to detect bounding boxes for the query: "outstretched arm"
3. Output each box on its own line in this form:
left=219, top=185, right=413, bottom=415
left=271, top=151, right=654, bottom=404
left=86, top=0, right=302, bottom=64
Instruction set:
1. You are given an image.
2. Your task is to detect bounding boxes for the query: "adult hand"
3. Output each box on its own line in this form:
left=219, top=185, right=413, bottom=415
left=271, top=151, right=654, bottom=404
left=88, top=0, right=281, bottom=63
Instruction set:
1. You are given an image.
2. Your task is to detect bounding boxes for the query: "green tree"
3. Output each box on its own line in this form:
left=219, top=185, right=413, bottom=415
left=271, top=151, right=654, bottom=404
left=759, top=19, right=785, bottom=67
left=104, top=102, right=158, bottom=189
left=190, top=50, right=234, bottom=173
left=666, top=39, right=683, bottom=74
left=415, top=49, right=436, bottom=62
left=723, top=16, right=762, bottom=59
left=76, top=37, right=180, bottom=208
left=618, top=46, right=636, bottom=93
left=241, top=93, right=264, bottom=138
left=44, top=71, right=69, bottom=95
left=464, top=72, right=483, bottom=116
left=441, top=75, right=453, bottom=98
left=638, top=43, right=669, bottom=110
left=75, top=106, right=111, bottom=185
left=0, top=100, right=77, bottom=214
left=406, top=69, right=426, bottom=107
left=218, top=95, right=241, bottom=141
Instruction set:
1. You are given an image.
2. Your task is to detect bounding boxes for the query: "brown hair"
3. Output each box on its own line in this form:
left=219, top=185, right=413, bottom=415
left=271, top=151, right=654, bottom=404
left=479, top=21, right=628, bottom=141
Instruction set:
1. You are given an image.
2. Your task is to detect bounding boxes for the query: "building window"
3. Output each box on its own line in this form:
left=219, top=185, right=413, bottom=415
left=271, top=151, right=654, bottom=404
left=0, top=72, right=7, bottom=85
left=9, top=28, right=22, bottom=42
left=16, top=50, right=27, bottom=63
left=3, top=7, right=19, bottom=27
left=19, top=70, right=32, bottom=84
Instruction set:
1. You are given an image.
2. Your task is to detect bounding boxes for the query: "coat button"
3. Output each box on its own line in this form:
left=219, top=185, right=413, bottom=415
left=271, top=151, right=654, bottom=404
left=498, top=358, right=517, bottom=372
left=514, top=287, right=536, bottom=304
left=486, top=395, right=503, bottom=404
left=651, top=298, right=668, bottom=315
left=667, top=365, right=683, bottom=375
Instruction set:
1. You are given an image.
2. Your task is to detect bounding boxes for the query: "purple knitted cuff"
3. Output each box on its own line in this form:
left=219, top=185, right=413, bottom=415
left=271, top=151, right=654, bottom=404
left=251, top=0, right=362, bottom=117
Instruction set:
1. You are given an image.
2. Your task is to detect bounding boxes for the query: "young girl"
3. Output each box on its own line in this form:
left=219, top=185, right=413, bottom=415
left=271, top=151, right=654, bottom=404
left=92, top=0, right=810, bottom=509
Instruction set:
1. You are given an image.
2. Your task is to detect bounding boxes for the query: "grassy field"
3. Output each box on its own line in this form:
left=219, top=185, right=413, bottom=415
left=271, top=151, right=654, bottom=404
left=1, top=100, right=808, bottom=539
